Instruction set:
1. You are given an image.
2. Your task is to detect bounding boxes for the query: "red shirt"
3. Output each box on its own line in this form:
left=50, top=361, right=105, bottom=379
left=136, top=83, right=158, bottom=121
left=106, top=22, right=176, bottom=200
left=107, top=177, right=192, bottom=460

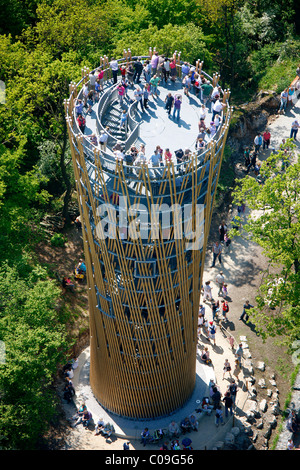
left=263, top=132, right=270, bottom=141
left=164, top=151, right=172, bottom=163
left=222, top=301, right=229, bottom=313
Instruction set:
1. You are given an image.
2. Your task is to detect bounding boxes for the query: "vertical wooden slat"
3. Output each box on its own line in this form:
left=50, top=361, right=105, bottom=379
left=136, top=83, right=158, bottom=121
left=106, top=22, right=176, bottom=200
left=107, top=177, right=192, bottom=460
left=65, top=56, right=231, bottom=419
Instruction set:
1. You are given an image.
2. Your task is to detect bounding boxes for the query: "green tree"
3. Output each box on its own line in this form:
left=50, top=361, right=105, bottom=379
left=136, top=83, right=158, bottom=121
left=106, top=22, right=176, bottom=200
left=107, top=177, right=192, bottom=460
left=35, top=0, right=109, bottom=58
left=112, top=23, right=213, bottom=68
left=0, top=37, right=82, bottom=223
left=0, top=260, right=70, bottom=449
left=232, top=142, right=300, bottom=345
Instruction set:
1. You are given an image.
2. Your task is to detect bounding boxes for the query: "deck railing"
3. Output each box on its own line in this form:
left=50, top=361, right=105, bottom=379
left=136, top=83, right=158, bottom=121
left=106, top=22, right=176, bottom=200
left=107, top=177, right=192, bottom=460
left=65, top=55, right=232, bottom=183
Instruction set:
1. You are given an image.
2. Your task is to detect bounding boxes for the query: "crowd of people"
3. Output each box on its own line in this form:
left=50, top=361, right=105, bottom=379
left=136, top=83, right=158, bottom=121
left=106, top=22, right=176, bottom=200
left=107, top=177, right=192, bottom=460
left=62, top=359, right=116, bottom=436
left=139, top=371, right=240, bottom=448
left=73, top=54, right=227, bottom=167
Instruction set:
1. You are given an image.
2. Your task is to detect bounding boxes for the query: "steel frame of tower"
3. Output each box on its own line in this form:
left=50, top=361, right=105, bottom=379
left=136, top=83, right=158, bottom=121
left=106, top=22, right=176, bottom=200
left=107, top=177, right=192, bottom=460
left=65, top=51, right=232, bottom=419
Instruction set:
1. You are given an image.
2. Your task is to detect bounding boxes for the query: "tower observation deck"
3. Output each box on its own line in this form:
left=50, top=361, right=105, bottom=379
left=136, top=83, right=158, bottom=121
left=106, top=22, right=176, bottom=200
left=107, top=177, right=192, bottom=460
left=65, top=49, right=232, bottom=419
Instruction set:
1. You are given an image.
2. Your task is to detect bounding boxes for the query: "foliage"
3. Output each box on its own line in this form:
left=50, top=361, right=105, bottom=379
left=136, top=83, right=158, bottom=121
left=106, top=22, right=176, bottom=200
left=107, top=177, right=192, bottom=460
left=50, top=233, right=67, bottom=247
left=231, top=142, right=300, bottom=345
left=0, top=260, right=69, bottom=449
left=112, top=23, right=213, bottom=68
left=216, top=145, right=235, bottom=203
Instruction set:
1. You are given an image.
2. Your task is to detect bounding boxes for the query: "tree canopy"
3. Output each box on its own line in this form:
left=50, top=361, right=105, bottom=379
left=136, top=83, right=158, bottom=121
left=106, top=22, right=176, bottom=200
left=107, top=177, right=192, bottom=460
left=232, top=142, right=300, bottom=345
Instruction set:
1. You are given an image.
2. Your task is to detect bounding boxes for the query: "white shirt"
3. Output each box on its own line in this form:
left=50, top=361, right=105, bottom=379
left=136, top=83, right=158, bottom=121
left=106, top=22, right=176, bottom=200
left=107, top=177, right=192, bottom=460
left=89, top=73, right=96, bottom=86
left=211, top=86, right=220, bottom=98
left=164, top=60, right=170, bottom=71
left=214, top=115, right=221, bottom=126
left=216, top=273, right=225, bottom=285
left=110, top=60, right=118, bottom=71
left=213, top=100, right=224, bottom=113
left=99, top=133, right=108, bottom=143
left=199, top=108, right=207, bottom=120
left=114, top=150, right=124, bottom=161
left=134, top=89, right=142, bottom=101
left=134, top=152, right=147, bottom=165
left=83, top=85, right=89, bottom=97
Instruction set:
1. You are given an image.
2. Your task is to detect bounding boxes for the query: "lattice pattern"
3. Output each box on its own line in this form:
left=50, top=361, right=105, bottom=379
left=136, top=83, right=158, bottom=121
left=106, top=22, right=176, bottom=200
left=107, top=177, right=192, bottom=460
left=65, top=54, right=231, bottom=419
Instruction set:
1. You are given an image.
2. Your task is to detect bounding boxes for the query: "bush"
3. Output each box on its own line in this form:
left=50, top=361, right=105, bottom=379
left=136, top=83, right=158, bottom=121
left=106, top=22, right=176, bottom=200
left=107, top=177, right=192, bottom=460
left=50, top=232, right=66, bottom=247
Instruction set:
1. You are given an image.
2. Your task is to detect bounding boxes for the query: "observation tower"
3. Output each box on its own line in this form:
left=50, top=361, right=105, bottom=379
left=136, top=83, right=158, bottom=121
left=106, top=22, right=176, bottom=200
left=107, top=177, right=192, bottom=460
left=65, top=48, right=231, bottom=419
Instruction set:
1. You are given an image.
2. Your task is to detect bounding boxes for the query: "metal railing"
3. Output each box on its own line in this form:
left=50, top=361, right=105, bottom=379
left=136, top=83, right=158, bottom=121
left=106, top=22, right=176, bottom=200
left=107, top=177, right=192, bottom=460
left=65, top=56, right=232, bottom=183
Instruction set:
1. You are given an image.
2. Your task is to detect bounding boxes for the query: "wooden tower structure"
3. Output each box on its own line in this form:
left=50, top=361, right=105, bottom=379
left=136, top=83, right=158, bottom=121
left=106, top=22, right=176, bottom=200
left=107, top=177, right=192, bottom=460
left=65, top=53, right=231, bottom=419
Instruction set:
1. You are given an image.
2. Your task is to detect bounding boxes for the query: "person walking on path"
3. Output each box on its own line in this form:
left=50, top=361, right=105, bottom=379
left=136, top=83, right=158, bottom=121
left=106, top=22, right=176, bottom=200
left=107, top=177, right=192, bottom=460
left=119, top=109, right=128, bottom=131
left=215, top=271, right=225, bottom=296
left=133, top=57, right=143, bottom=84
left=223, top=359, right=232, bottom=380
left=134, top=86, right=144, bottom=113
left=199, top=303, right=205, bottom=317
left=143, top=85, right=150, bottom=110
left=197, top=313, right=204, bottom=339
left=246, top=151, right=257, bottom=174
left=222, top=283, right=229, bottom=299
left=215, top=405, right=224, bottom=427
left=150, top=74, right=160, bottom=98
left=208, top=321, right=216, bottom=346
left=254, top=133, right=263, bottom=153
left=110, top=58, right=119, bottom=84
left=244, top=146, right=250, bottom=168
left=211, top=241, right=222, bottom=267
left=99, top=128, right=109, bottom=152
left=223, top=391, right=233, bottom=418
left=165, top=92, right=174, bottom=115
left=203, top=281, right=213, bottom=302
left=212, top=99, right=226, bottom=121
left=169, top=58, right=177, bottom=82
left=126, top=63, right=134, bottom=86
left=117, top=82, right=125, bottom=106
left=203, top=316, right=209, bottom=337
left=141, top=427, right=150, bottom=446
left=173, top=94, right=182, bottom=120
left=150, top=52, right=159, bottom=76
left=211, top=386, right=222, bottom=409
left=228, top=379, right=238, bottom=406
left=235, top=343, right=243, bottom=367
left=240, top=300, right=253, bottom=321
left=211, top=300, right=220, bottom=321
left=219, top=221, right=227, bottom=243
left=290, top=119, right=300, bottom=140
left=143, top=60, right=151, bottom=84
left=278, top=88, right=288, bottom=114
left=233, top=359, right=241, bottom=382
left=221, top=299, right=229, bottom=320
left=263, top=130, right=271, bottom=149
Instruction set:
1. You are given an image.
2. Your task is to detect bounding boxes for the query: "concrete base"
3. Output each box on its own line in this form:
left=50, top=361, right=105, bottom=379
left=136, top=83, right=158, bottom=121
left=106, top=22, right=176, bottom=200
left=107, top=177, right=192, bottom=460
left=70, top=345, right=215, bottom=440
